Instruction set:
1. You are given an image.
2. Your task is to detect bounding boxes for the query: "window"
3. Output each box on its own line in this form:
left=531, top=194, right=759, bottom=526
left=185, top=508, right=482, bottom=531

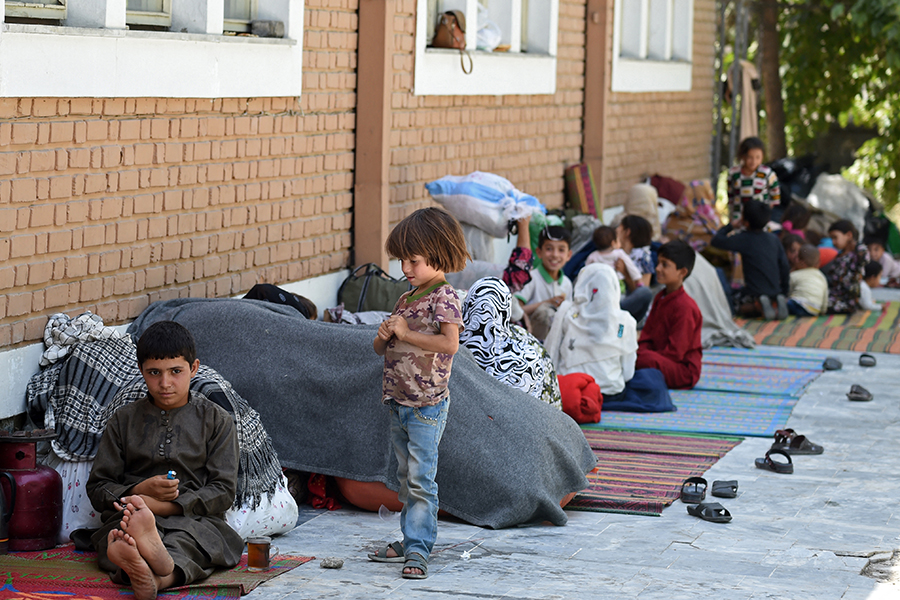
left=4, top=0, right=65, bottom=22
left=126, top=0, right=171, bottom=29
left=611, top=0, right=694, bottom=93
left=414, top=0, right=558, bottom=96
left=0, top=0, right=305, bottom=98
left=223, top=0, right=257, bottom=33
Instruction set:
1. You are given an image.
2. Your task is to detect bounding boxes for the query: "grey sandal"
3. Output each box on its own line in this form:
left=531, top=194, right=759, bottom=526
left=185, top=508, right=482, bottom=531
left=402, top=552, right=428, bottom=579
left=368, top=541, right=405, bottom=563
left=859, top=353, right=877, bottom=367
left=847, top=384, right=874, bottom=402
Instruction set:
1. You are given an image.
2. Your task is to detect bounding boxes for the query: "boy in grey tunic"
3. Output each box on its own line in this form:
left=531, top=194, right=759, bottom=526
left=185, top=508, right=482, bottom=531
left=87, top=321, right=243, bottom=599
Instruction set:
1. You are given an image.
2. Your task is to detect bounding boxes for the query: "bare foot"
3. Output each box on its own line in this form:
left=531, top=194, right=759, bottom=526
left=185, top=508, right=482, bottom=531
left=118, top=496, right=174, bottom=577
left=107, top=529, right=159, bottom=600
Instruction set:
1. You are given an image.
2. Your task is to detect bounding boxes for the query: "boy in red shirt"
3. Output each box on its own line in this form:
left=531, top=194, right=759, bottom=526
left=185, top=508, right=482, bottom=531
left=635, top=240, right=703, bottom=389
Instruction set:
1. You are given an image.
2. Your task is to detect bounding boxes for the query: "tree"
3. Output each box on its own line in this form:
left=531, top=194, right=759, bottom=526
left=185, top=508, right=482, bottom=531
left=759, top=0, right=787, bottom=160
left=779, top=0, right=900, bottom=208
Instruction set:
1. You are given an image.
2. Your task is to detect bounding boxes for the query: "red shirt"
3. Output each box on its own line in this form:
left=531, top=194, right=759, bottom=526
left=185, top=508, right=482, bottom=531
left=638, top=286, right=703, bottom=387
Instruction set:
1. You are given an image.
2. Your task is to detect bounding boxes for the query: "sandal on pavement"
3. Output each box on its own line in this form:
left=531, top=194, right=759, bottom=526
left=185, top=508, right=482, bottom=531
left=368, top=541, right=405, bottom=563
left=771, top=432, right=823, bottom=455
left=755, top=449, right=793, bottom=474
left=822, top=357, right=843, bottom=371
left=847, top=384, right=874, bottom=402
left=680, top=476, right=708, bottom=504
left=711, top=480, right=738, bottom=498
left=687, top=502, right=732, bottom=523
left=859, top=353, right=877, bottom=367
left=402, top=552, right=428, bottom=579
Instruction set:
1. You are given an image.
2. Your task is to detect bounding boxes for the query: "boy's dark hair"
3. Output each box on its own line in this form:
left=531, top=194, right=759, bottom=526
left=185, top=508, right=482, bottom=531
left=781, top=233, right=804, bottom=254
left=657, top=239, right=696, bottom=278
left=738, top=136, right=766, bottom=158
left=136, top=321, right=197, bottom=367
left=865, top=260, right=883, bottom=279
left=620, top=214, right=653, bottom=248
left=591, top=226, right=617, bottom=252
left=742, top=199, right=771, bottom=231
left=781, top=203, right=810, bottom=231
left=537, top=225, right=571, bottom=249
left=798, top=244, right=820, bottom=269
left=385, top=207, right=470, bottom=273
left=805, top=229, right=823, bottom=246
left=293, top=294, right=318, bottom=321
left=827, top=219, right=859, bottom=242
left=864, top=236, right=885, bottom=249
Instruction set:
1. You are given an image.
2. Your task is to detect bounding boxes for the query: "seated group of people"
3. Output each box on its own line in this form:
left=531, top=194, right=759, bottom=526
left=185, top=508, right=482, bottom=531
left=713, top=136, right=895, bottom=320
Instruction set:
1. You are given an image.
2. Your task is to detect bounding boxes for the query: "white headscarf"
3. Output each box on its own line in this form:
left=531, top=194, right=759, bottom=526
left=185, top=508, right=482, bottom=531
left=544, top=264, right=638, bottom=393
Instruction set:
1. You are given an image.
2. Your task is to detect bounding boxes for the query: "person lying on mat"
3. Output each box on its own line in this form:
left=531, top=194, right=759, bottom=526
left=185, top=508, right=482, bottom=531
left=86, top=321, right=243, bottom=600
left=635, top=240, right=703, bottom=389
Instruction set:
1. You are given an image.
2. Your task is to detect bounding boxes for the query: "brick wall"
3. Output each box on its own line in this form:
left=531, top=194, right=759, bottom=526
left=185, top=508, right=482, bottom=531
left=603, top=0, right=716, bottom=207
left=0, top=0, right=358, bottom=349
left=386, top=0, right=587, bottom=224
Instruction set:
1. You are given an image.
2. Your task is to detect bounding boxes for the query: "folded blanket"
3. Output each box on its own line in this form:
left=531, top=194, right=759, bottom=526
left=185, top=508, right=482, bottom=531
left=557, top=373, right=602, bottom=424
left=128, top=298, right=596, bottom=529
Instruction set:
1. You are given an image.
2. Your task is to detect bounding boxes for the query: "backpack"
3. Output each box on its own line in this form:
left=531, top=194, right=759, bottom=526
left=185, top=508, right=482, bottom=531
left=337, top=263, right=411, bottom=313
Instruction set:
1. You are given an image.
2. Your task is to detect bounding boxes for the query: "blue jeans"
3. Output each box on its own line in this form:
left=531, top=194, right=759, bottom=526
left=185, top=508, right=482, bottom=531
left=786, top=298, right=812, bottom=317
left=388, top=398, right=449, bottom=561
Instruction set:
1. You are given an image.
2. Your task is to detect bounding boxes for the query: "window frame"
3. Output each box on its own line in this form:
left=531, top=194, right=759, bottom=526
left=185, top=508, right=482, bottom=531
left=610, top=0, right=694, bottom=93
left=4, top=0, right=65, bottom=21
left=125, top=0, right=172, bottom=29
left=413, top=0, right=559, bottom=96
left=223, top=0, right=258, bottom=33
left=0, top=0, right=304, bottom=98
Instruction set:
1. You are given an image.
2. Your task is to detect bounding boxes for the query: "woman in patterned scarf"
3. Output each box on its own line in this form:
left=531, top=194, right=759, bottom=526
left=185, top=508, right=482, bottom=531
left=460, top=277, right=561, bottom=409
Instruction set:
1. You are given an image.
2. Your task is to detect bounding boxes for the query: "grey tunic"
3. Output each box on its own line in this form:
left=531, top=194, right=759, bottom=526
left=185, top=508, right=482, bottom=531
left=86, top=391, right=244, bottom=585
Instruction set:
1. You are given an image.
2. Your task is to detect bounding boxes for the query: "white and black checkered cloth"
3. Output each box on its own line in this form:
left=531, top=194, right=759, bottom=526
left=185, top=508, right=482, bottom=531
left=26, top=318, right=281, bottom=509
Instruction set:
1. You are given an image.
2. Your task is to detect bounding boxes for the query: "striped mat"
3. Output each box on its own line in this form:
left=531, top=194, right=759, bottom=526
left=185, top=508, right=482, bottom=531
left=738, top=301, right=900, bottom=353
left=695, top=364, right=820, bottom=396
left=702, top=348, right=825, bottom=371
left=567, top=429, right=742, bottom=516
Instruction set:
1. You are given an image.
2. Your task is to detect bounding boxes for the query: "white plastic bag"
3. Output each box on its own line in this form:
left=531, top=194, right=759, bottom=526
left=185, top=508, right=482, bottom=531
left=425, top=171, right=547, bottom=237
left=476, top=3, right=502, bottom=51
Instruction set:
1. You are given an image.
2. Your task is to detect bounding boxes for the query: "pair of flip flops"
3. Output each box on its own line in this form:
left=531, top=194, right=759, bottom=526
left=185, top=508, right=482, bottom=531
left=755, top=448, right=793, bottom=473
left=682, top=478, right=737, bottom=523
left=771, top=429, right=824, bottom=455
left=680, top=478, right=740, bottom=503
left=847, top=384, right=874, bottom=402
left=859, top=353, right=877, bottom=367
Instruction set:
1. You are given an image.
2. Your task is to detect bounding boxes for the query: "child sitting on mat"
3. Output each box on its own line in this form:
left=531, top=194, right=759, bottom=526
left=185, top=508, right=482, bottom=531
left=635, top=240, right=703, bottom=389
left=86, top=321, right=244, bottom=600
left=787, top=244, right=828, bottom=317
left=821, top=219, right=868, bottom=314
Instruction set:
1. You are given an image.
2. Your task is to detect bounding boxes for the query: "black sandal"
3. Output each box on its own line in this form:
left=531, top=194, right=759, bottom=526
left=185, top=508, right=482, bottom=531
left=771, top=429, right=823, bottom=455
left=847, top=384, right=873, bottom=402
left=822, top=357, right=843, bottom=371
left=687, top=502, right=732, bottom=523
left=680, top=476, right=708, bottom=503
left=859, top=353, right=877, bottom=367
left=755, top=449, right=793, bottom=474
left=711, top=480, right=738, bottom=498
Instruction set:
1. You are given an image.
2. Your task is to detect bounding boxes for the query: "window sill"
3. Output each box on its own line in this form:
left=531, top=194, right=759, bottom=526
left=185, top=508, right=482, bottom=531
left=0, top=22, right=303, bottom=98
left=611, top=57, right=693, bottom=93
left=414, top=48, right=556, bottom=96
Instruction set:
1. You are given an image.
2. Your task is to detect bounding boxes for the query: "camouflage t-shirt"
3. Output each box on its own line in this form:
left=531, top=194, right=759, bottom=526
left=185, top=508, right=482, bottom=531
left=382, top=282, right=463, bottom=407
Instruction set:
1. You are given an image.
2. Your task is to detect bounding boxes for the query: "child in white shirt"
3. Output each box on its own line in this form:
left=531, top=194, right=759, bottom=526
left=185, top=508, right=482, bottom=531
left=585, top=226, right=642, bottom=292
left=860, top=261, right=883, bottom=312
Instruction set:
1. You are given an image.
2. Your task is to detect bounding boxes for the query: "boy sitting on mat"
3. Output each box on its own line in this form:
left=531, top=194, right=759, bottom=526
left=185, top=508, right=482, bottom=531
left=635, top=239, right=703, bottom=389
left=86, top=321, right=244, bottom=600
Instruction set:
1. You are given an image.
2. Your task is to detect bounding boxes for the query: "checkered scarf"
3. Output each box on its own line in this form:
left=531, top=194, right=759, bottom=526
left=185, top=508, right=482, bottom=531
left=26, top=338, right=281, bottom=509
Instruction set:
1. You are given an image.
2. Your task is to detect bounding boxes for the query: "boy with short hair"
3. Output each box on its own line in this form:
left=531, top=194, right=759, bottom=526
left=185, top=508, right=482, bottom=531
left=787, top=244, right=829, bottom=316
left=860, top=260, right=884, bottom=312
left=87, top=321, right=243, bottom=600
left=866, top=238, right=900, bottom=280
left=515, top=226, right=573, bottom=340
left=635, top=240, right=703, bottom=389
left=711, top=199, right=791, bottom=320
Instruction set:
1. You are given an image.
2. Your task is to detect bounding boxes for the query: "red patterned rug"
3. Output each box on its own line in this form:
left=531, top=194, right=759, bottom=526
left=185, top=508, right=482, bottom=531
left=0, top=545, right=313, bottom=599
left=567, top=429, right=742, bottom=517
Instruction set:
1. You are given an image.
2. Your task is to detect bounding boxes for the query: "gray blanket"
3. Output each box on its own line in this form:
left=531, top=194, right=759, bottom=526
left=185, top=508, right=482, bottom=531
left=129, top=298, right=595, bottom=529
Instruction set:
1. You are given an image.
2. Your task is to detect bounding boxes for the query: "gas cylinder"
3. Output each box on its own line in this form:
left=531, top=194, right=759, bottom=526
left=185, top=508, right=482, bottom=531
left=0, top=430, right=62, bottom=551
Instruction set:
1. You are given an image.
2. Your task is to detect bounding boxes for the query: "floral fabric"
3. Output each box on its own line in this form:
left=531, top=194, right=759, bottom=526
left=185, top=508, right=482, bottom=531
left=822, top=243, right=869, bottom=314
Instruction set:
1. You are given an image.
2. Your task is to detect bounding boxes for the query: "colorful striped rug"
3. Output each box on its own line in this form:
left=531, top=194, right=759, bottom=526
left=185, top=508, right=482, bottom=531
left=702, top=348, right=825, bottom=371
left=567, top=430, right=742, bottom=516
left=738, top=301, right=900, bottom=353
left=0, top=546, right=313, bottom=600
left=694, top=364, right=820, bottom=396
